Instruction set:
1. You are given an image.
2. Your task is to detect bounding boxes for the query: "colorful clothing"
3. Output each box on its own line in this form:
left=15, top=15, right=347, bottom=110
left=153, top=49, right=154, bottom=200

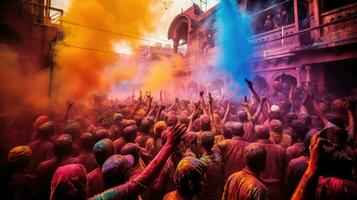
left=222, top=169, right=270, bottom=200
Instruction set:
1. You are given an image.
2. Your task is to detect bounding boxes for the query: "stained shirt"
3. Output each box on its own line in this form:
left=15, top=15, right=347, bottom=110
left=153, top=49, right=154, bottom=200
left=77, top=151, right=98, bottom=173
left=199, top=150, right=224, bottom=200
left=243, top=122, right=256, bottom=142
left=253, top=140, right=287, bottom=184
left=35, top=156, right=77, bottom=200
left=87, top=167, right=105, bottom=197
left=217, top=137, right=249, bottom=181
left=28, top=139, right=54, bottom=173
left=286, top=143, right=305, bottom=161
left=222, top=169, right=270, bottom=200
left=285, top=155, right=309, bottom=197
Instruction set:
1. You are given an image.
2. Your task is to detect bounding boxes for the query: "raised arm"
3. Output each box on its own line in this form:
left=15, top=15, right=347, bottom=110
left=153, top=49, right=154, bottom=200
left=144, top=94, right=153, bottom=117
left=187, top=102, right=200, bottom=132
left=221, top=102, right=231, bottom=125
left=154, top=105, right=166, bottom=123
left=311, top=95, right=329, bottom=127
left=291, top=130, right=331, bottom=200
left=245, top=78, right=261, bottom=103
left=199, top=90, right=208, bottom=115
left=64, top=100, right=74, bottom=122
left=167, top=97, right=179, bottom=112
left=92, top=124, right=187, bottom=200
left=129, top=93, right=143, bottom=118
left=208, top=93, right=217, bottom=133
left=345, top=99, right=357, bottom=145
left=252, top=97, right=267, bottom=123
left=159, top=90, right=163, bottom=105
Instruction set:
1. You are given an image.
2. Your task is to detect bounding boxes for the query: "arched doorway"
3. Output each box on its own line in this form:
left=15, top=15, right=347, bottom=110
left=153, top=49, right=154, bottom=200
left=0, top=24, right=22, bottom=47
left=274, top=72, right=297, bottom=87
left=168, top=15, right=192, bottom=54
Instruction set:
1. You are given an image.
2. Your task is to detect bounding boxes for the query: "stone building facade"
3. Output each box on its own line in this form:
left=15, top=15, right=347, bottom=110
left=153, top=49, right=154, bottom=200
left=0, top=0, right=63, bottom=69
left=168, top=0, right=357, bottom=96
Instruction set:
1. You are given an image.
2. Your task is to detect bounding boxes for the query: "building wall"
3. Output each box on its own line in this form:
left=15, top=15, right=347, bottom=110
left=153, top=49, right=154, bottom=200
left=0, top=1, right=62, bottom=69
left=168, top=1, right=357, bottom=93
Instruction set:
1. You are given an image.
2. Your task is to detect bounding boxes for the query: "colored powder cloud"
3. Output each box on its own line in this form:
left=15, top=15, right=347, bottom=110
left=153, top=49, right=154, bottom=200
left=215, top=0, right=253, bottom=95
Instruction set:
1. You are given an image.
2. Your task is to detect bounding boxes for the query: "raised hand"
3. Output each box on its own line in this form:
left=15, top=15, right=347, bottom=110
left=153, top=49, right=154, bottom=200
left=199, top=90, right=204, bottom=97
left=261, top=96, right=267, bottom=103
left=65, top=100, right=74, bottom=109
left=208, top=93, right=213, bottom=104
left=308, top=129, right=332, bottom=173
left=159, top=104, right=166, bottom=111
left=139, top=90, right=143, bottom=102
left=244, top=78, right=253, bottom=89
left=166, top=124, right=187, bottom=146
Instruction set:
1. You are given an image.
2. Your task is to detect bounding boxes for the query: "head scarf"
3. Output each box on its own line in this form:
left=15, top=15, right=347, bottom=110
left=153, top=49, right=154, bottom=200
left=64, top=122, right=82, bottom=139
left=270, top=105, right=281, bottom=113
left=200, top=115, right=211, bottom=131
left=78, top=132, right=94, bottom=151
left=93, top=138, right=114, bottom=166
left=154, top=121, right=167, bottom=137
left=8, top=145, right=31, bottom=166
left=37, top=121, right=55, bottom=138
left=50, top=164, right=87, bottom=200
left=102, top=154, right=134, bottom=188
left=54, top=134, right=73, bottom=156
left=93, top=129, right=109, bottom=142
left=122, top=125, right=137, bottom=141
left=174, top=157, right=207, bottom=188
left=33, top=115, right=50, bottom=129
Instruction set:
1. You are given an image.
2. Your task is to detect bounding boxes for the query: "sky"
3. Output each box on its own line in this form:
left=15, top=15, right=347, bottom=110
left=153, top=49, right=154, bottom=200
left=51, top=0, right=219, bottom=43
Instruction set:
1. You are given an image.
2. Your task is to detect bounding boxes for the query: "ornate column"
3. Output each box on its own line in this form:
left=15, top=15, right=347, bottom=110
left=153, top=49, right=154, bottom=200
left=305, top=65, right=311, bottom=87
left=312, top=0, right=321, bottom=39
left=173, top=37, right=179, bottom=53
left=296, top=66, right=302, bottom=87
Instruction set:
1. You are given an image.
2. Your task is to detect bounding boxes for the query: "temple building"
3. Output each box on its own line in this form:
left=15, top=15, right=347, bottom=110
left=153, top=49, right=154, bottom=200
left=0, top=0, right=63, bottom=69
left=168, top=0, right=357, bottom=96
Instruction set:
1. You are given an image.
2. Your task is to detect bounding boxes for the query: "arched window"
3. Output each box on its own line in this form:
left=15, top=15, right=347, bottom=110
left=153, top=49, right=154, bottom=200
left=274, top=72, right=297, bottom=87
left=0, top=24, right=22, bottom=46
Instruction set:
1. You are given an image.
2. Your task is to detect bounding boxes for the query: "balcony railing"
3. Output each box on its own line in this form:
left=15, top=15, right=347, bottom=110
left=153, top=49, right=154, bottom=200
left=2, top=0, right=63, bottom=26
left=321, top=2, right=357, bottom=41
left=251, top=23, right=298, bottom=53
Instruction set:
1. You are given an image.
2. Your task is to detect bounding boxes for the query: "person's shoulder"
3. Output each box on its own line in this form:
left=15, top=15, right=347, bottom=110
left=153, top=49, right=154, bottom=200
left=273, top=143, right=286, bottom=151
left=217, top=139, right=228, bottom=147
left=290, top=156, right=309, bottom=166
left=38, top=158, right=54, bottom=167
left=87, top=167, right=102, bottom=179
left=163, top=190, right=179, bottom=200
left=227, top=170, right=245, bottom=181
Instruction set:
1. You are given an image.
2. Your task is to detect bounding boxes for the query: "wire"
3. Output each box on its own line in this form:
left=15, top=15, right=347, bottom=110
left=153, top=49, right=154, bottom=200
left=60, top=19, right=172, bottom=45
left=58, top=42, right=122, bottom=56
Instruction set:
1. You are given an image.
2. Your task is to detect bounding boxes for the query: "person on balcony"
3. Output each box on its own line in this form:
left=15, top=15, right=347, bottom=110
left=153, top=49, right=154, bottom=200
left=274, top=8, right=288, bottom=28
left=264, top=14, right=275, bottom=31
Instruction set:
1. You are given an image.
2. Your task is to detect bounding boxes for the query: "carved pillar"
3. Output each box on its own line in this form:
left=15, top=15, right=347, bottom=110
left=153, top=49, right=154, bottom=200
left=305, top=65, right=311, bottom=87
left=296, top=66, right=302, bottom=87
left=312, top=0, right=321, bottom=39
left=173, top=37, right=179, bottom=53
left=293, top=0, right=300, bottom=31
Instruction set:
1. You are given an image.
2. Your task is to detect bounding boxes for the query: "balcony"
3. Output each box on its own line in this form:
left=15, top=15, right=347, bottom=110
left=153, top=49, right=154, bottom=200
left=251, top=23, right=299, bottom=59
left=320, top=2, right=357, bottom=42
left=1, top=0, right=63, bottom=26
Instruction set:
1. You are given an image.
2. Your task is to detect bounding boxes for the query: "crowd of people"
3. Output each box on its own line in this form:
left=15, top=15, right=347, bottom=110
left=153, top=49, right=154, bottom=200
left=1, top=78, right=357, bottom=200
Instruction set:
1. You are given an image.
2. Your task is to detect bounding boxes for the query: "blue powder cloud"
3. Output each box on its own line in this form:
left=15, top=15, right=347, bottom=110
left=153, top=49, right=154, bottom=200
left=215, top=0, right=253, bottom=95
